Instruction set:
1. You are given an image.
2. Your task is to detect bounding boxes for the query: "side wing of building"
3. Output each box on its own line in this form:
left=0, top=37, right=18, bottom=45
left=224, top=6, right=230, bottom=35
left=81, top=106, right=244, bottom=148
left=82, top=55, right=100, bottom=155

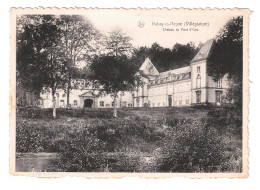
left=38, top=80, right=134, bottom=109
left=134, top=39, right=230, bottom=107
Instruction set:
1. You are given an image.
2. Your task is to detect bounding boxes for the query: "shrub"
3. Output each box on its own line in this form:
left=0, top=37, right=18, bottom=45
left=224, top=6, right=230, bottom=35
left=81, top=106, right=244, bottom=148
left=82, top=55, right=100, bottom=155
left=157, top=119, right=229, bottom=172
left=57, top=125, right=107, bottom=172
left=207, top=107, right=242, bottom=138
left=16, top=121, right=45, bottom=152
left=16, top=119, right=61, bottom=153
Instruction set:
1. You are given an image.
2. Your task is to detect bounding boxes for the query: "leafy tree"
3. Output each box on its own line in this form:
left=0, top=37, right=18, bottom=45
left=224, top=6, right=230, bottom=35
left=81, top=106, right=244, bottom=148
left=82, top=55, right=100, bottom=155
left=171, top=42, right=199, bottom=69
left=17, top=15, right=67, bottom=118
left=105, top=28, right=133, bottom=57
left=16, top=15, right=57, bottom=95
left=88, top=28, right=137, bottom=117
left=58, top=15, right=101, bottom=108
left=207, top=16, right=243, bottom=110
left=89, top=55, right=139, bottom=117
left=131, top=42, right=198, bottom=72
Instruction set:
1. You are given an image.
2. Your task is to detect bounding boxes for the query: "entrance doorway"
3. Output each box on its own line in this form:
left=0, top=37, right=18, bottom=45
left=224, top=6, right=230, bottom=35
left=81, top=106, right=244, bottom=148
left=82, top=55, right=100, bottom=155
left=168, top=95, right=172, bottom=107
left=215, top=91, right=223, bottom=106
left=196, top=91, right=201, bottom=103
left=84, top=99, right=93, bottom=108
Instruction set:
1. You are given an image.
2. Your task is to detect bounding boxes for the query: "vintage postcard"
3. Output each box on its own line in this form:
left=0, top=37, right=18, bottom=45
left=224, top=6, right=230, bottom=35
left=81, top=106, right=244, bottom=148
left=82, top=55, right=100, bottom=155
left=10, top=8, right=250, bottom=178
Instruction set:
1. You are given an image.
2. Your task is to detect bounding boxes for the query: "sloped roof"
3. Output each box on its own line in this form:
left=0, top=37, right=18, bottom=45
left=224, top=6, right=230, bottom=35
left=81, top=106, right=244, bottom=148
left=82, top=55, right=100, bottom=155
left=191, top=39, right=214, bottom=63
left=149, top=66, right=191, bottom=85
left=139, top=58, right=159, bottom=77
left=159, top=66, right=191, bottom=78
left=79, top=91, right=94, bottom=97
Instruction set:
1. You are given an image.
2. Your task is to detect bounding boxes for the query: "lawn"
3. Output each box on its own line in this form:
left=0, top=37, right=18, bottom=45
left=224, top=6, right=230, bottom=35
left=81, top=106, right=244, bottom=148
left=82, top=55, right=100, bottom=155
left=16, top=106, right=242, bottom=172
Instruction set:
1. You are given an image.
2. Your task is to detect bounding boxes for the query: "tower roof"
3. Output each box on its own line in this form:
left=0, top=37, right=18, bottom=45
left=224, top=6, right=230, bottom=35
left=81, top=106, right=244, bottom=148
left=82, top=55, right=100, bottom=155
left=139, top=58, right=159, bottom=77
left=191, top=39, right=214, bottom=63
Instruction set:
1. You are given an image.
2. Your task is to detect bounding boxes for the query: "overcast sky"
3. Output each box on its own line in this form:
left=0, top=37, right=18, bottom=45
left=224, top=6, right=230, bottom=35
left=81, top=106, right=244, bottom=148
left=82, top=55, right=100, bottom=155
left=84, top=9, right=238, bottom=48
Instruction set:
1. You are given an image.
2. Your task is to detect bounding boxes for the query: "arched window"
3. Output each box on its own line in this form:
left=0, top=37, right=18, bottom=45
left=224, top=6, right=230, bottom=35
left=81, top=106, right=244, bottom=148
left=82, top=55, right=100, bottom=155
left=74, top=100, right=78, bottom=106
left=196, top=74, right=201, bottom=88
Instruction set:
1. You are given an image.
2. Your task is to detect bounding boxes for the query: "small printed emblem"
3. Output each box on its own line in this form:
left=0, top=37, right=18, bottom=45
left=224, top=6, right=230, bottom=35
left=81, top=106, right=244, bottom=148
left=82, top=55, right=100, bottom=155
left=137, top=20, right=145, bottom=28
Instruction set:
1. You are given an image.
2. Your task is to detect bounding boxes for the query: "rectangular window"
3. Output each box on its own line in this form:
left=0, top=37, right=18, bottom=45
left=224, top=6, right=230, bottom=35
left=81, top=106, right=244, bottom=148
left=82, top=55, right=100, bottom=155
left=179, top=85, right=182, bottom=92
left=174, top=97, right=177, bottom=105
left=197, top=66, right=201, bottom=73
left=174, top=86, right=177, bottom=93
left=106, top=104, right=110, bottom=108
left=179, top=96, right=182, bottom=106
left=186, top=96, right=189, bottom=104
left=112, top=102, right=114, bottom=107
left=100, top=101, right=104, bottom=107
left=60, top=100, right=64, bottom=106
left=74, top=100, right=78, bottom=106
left=39, top=99, right=43, bottom=105
left=216, top=79, right=222, bottom=88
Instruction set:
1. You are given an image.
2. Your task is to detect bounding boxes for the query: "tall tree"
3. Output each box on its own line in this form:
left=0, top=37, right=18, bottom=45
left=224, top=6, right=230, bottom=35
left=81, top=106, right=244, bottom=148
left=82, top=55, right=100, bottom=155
left=17, top=15, right=67, bottom=118
left=207, top=16, right=243, bottom=110
left=58, top=15, right=100, bottom=108
left=88, top=28, right=136, bottom=117
left=89, top=55, right=140, bottom=117
left=105, top=28, right=133, bottom=57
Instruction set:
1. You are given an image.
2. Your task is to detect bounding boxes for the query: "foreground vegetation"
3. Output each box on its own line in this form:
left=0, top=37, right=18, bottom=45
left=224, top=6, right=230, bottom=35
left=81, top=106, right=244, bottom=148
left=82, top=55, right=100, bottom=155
left=16, top=106, right=242, bottom=172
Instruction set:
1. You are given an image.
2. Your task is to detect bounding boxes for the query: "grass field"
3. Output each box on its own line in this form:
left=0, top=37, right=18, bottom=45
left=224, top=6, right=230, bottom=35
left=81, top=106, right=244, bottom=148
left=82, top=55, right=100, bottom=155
left=16, top=106, right=242, bottom=172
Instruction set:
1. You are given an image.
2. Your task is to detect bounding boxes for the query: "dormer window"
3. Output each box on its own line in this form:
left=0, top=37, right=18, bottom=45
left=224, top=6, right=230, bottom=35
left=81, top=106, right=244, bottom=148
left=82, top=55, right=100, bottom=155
left=197, top=66, right=201, bottom=73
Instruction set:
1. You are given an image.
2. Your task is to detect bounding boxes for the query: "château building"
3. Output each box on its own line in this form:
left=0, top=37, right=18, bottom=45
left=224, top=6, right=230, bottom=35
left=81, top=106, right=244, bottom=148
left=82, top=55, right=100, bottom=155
left=134, top=40, right=229, bottom=107
left=38, top=40, right=229, bottom=109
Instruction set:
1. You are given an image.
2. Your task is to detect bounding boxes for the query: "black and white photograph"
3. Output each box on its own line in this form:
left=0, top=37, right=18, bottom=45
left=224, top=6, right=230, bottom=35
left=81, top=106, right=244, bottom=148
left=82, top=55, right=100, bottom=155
left=9, top=8, right=249, bottom=178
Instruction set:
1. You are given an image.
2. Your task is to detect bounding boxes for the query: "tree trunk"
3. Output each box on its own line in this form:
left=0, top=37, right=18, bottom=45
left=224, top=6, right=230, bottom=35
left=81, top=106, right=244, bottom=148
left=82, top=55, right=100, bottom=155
left=66, top=76, right=71, bottom=109
left=52, top=93, right=56, bottom=118
left=113, top=92, right=117, bottom=117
